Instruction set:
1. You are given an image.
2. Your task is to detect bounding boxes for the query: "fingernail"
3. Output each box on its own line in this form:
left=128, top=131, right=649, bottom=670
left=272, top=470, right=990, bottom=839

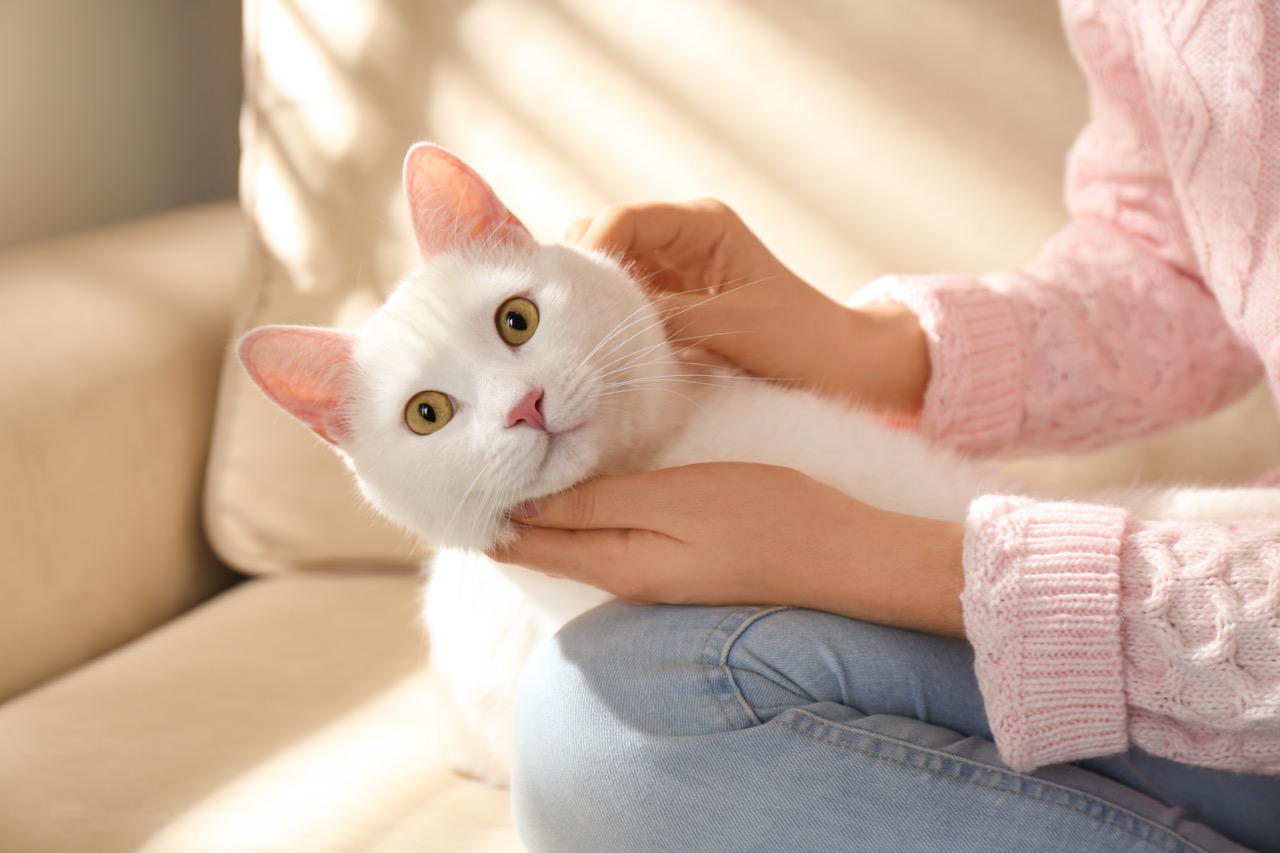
left=513, top=499, right=542, bottom=520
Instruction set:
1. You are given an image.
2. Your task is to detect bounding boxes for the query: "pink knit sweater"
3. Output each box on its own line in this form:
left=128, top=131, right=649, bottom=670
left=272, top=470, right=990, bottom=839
left=869, top=0, right=1280, bottom=774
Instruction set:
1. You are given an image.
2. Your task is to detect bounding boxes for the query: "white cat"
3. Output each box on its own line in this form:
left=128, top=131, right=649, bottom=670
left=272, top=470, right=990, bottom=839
left=238, top=143, right=1279, bottom=786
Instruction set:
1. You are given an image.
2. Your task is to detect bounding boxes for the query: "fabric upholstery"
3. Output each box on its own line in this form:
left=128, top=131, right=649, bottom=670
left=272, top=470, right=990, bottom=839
left=0, top=575, right=518, bottom=853
left=0, top=203, right=245, bottom=701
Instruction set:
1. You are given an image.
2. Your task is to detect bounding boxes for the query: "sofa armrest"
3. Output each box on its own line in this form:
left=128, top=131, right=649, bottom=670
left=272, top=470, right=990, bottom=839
left=0, top=202, right=247, bottom=700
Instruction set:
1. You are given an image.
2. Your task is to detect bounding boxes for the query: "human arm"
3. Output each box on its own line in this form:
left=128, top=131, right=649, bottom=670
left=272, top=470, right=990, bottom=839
left=570, top=199, right=932, bottom=418
left=964, top=494, right=1280, bottom=774
left=855, top=219, right=1263, bottom=456
left=543, top=197, right=1280, bottom=770
left=494, top=462, right=967, bottom=638
left=500, top=469, right=1280, bottom=774
left=853, top=0, right=1276, bottom=457
left=572, top=196, right=1262, bottom=460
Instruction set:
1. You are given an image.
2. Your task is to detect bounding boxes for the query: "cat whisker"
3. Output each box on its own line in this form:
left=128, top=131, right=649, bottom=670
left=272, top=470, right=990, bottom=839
left=573, top=276, right=777, bottom=392
left=591, top=326, right=758, bottom=383
left=584, top=314, right=682, bottom=381
left=441, top=449, right=508, bottom=551
left=578, top=277, right=768, bottom=377
left=575, top=296, right=670, bottom=369
left=591, top=383, right=708, bottom=413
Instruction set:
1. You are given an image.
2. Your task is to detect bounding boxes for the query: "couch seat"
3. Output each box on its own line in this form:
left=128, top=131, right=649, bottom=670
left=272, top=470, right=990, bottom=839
left=0, top=574, right=521, bottom=852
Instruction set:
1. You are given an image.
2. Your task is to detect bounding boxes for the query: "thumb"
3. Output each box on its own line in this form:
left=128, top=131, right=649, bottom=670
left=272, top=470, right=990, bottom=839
left=511, top=478, right=617, bottom=531
left=564, top=215, right=593, bottom=245
left=512, top=471, right=672, bottom=532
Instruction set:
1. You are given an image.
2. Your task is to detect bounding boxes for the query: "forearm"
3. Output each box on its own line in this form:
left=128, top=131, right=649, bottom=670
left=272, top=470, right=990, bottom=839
left=498, top=463, right=967, bottom=637
left=788, top=502, right=966, bottom=639
left=824, top=301, right=932, bottom=417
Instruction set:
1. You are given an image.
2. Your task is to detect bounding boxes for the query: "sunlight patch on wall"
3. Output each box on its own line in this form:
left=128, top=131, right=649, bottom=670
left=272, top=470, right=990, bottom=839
left=251, top=131, right=314, bottom=287
left=297, top=0, right=378, bottom=64
left=423, top=0, right=1082, bottom=291
left=426, top=0, right=896, bottom=293
left=554, top=0, right=1065, bottom=276
left=258, top=0, right=360, bottom=161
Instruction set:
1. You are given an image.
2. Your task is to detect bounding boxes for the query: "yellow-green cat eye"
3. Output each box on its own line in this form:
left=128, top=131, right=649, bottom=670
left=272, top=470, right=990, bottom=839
left=405, top=390, right=453, bottom=435
left=495, top=297, right=539, bottom=346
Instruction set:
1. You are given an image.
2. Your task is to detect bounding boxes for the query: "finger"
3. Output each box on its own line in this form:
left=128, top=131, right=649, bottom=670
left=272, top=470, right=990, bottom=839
left=566, top=208, right=679, bottom=291
left=653, top=288, right=759, bottom=362
left=491, top=526, right=673, bottom=598
left=564, top=215, right=593, bottom=244
left=514, top=471, right=676, bottom=532
left=576, top=200, right=726, bottom=261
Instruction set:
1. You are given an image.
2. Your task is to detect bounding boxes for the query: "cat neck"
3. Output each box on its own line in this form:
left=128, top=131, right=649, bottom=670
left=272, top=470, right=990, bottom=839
left=594, top=348, right=737, bottom=476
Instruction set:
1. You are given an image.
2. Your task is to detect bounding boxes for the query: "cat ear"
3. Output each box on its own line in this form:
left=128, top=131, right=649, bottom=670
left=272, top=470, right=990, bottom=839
left=403, top=143, right=533, bottom=259
left=238, top=325, right=356, bottom=447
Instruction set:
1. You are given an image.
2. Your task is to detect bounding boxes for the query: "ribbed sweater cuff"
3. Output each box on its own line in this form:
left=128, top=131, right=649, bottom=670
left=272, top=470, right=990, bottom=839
left=962, top=495, right=1130, bottom=771
left=852, top=275, right=1026, bottom=454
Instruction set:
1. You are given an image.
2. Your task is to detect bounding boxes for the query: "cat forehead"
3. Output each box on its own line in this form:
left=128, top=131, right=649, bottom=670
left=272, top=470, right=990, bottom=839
left=352, top=250, right=548, bottom=376
left=405, top=252, right=537, bottom=308
left=367, top=255, right=530, bottom=333
left=369, top=243, right=613, bottom=330
left=355, top=243, right=634, bottom=367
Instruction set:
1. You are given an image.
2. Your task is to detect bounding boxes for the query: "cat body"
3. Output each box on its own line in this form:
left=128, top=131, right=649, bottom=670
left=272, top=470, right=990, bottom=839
left=238, top=144, right=1279, bottom=787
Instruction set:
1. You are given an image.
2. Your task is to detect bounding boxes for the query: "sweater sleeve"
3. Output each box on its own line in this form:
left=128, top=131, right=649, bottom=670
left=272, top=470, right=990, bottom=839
left=855, top=225, right=1261, bottom=458
left=870, top=0, right=1280, bottom=778
left=852, top=0, right=1264, bottom=458
left=962, top=495, right=1280, bottom=773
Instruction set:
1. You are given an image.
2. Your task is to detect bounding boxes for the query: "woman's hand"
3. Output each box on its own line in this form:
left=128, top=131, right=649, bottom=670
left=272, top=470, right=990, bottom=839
left=568, top=200, right=931, bottom=416
left=492, top=462, right=966, bottom=637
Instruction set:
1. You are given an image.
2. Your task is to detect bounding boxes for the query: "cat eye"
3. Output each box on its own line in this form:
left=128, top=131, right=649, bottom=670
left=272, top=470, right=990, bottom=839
left=495, top=297, right=539, bottom=347
left=404, top=390, right=454, bottom=435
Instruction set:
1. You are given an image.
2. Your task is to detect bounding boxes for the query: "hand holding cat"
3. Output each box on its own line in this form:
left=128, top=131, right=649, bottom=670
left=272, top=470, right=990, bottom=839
left=568, top=200, right=932, bottom=416
left=492, top=461, right=967, bottom=638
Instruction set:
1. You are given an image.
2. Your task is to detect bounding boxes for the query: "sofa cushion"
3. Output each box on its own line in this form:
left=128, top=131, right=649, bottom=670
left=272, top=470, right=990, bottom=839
left=0, top=203, right=246, bottom=701
left=205, top=0, right=1096, bottom=574
left=0, top=574, right=518, bottom=852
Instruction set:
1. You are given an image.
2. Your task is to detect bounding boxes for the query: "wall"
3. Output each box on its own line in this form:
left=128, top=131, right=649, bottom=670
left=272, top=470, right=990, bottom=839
left=0, top=1, right=242, bottom=248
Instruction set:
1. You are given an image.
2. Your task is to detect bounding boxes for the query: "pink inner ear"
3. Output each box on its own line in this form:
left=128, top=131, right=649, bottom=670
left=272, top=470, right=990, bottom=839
left=238, top=326, right=356, bottom=446
left=403, top=143, right=532, bottom=259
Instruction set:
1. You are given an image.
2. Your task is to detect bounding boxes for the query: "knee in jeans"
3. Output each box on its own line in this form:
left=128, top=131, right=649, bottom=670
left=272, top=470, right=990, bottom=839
left=510, top=605, right=639, bottom=849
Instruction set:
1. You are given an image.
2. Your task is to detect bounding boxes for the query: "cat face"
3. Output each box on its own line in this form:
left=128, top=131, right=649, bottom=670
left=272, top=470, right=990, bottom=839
left=239, top=144, right=679, bottom=550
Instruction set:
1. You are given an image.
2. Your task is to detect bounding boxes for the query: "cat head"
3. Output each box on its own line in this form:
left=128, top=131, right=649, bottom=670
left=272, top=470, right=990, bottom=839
left=239, top=144, right=679, bottom=551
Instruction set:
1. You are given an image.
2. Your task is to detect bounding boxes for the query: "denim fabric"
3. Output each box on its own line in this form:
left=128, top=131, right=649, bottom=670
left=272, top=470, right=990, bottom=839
left=511, top=602, right=1279, bottom=852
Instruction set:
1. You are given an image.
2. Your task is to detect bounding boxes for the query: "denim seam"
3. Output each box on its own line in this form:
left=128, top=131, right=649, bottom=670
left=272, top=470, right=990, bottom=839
left=701, top=606, right=794, bottom=731
left=776, top=707, right=1218, bottom=853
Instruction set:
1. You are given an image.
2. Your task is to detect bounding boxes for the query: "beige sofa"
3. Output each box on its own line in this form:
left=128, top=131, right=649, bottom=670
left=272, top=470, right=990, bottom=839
left=5, top=3, right=1279, bottom=851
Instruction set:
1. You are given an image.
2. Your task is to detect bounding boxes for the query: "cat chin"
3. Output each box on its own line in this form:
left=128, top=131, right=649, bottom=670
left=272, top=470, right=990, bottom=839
left=530, top=431, right=603, bottom=495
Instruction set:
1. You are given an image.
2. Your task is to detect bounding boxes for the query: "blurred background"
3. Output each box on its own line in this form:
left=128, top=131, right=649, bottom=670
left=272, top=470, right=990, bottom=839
left=0, top=1, right=242, bottom=249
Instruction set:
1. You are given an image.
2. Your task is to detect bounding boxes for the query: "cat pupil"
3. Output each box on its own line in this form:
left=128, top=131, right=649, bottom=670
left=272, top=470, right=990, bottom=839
left=506, top=312, right=527, bottom=332
left=419, top=403, right=437, bottom=423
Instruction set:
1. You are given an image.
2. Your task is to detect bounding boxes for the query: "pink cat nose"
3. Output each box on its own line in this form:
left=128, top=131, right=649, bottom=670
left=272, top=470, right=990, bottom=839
left=506, top=388, right=547, bottom=431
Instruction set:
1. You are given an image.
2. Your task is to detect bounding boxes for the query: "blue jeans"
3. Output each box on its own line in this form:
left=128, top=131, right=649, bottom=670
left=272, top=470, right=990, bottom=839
left=511, top=602, right=1280, bottom=852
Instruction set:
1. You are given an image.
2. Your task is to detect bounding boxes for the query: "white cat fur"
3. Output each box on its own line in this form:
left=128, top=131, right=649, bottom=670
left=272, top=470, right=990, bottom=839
left=342, top=241, right=1014, bottom=786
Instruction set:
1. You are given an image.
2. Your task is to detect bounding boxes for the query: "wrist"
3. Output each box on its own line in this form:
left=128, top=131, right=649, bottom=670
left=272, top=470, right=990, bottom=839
left=794, top=494, right=966, bottom=637
left=843, top=303, right=931, bottom=416
left=902, top=515, right=966, bottom=637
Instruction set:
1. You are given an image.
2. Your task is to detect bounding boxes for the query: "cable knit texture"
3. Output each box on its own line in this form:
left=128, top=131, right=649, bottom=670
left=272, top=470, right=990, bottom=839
left=1122, top=518, right=1280, bottom=771
left=875, top=0, right=1280, bottom=773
